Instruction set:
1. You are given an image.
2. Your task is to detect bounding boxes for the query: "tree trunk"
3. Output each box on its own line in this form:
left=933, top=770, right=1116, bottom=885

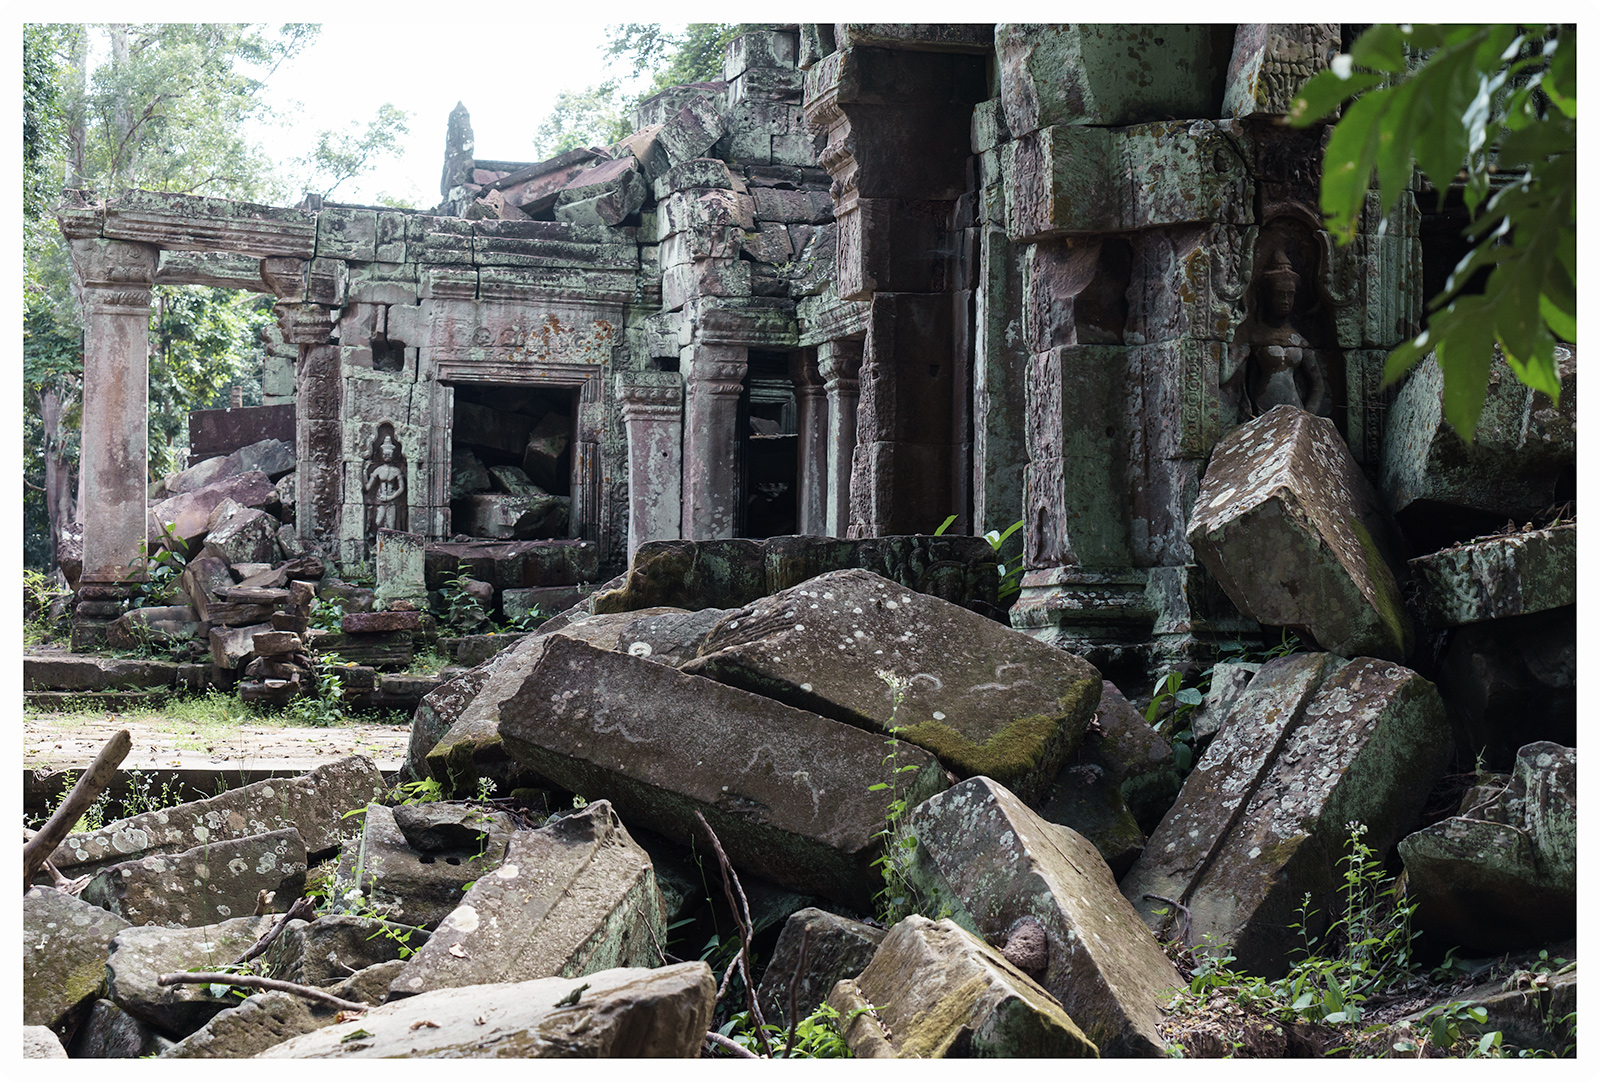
left=38, top=383, right=78, bottom=572
left=64, top=26, right=87, bottom=189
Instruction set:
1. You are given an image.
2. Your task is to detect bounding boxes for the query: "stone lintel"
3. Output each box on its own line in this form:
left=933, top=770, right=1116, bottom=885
left=99, top=189, right=315, bottom=258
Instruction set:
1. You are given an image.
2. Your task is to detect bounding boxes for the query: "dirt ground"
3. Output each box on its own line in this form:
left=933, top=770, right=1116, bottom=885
left=23, top=708, right=410, bottom=775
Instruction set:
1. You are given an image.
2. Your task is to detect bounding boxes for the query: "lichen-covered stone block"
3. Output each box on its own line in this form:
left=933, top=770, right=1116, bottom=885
left=1409, top=522, right=1575, bottom=627
left=1222, top=24, right=1339, bottom=117
left=828, top=915, right=1098, bottom=1057
left=1121, top=652, right=1451, bottom=976
left=497, top=634, right=948, bottom=909
left=106, top=915, right=279, bottom=1037
left=997, top=24, right=1229, bottom=134
left=388, top=802, right=664, bottom=998
left=1187, top=405, right=1414, bottom=662
left=23, top=886, right=132, bottom=1029
left=82, top=828, right=307, bottom=928
left=685, top=568, right=1102, bottom=801
left=905, top=777, right=1181, bottom=1055
left=46, top=757, right=386, bottom=880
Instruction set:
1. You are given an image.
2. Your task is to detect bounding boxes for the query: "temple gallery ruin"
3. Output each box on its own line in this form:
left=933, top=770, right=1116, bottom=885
left=29, top=24, right=1575, bottom=1059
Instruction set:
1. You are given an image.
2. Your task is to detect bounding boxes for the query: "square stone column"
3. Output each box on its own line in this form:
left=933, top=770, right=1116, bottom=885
left=817, top=339, right=862, bottom=538
left=680, top=342, right=748, bottom=539
left=617, top=371, right=684, bottom=561
left=274, top=302, right=342, bottom=551
left=69, top=237, right=158, bottom=584
left=790, top=350, right=828, bottom=536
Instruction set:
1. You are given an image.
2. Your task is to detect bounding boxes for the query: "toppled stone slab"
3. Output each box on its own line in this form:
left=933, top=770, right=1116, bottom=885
left=47, top=756, right=386, bottom=881
left=590, top=534, right=1000, bottom=615
left=455, top=492, right=570, bottom=540
left=1398, top=741, right=1576, bottom=953
left=23, top=1027, right=69, bottom=1059
left=1121, top=653, right=1451, bottom=976
left=336, top=802, right=513, bottom=930
left=1381, top=347, right=1576, bottom=528
left=1187, top=405, right=1413, bottom=662
left=262, top=917, right=429, bottom=987
left=392, top=802, right=517, bottom=853
left=166, top=438, right=295, bottom=495
left=82, top=828, right=306, bottom=928
left=498, top=634, right=948, bottom=909
left=107, top=605, right=202, bottom=649
left=107, top=915, right=278, bottom=1037
left=1044, top=679, right=1180, bottom=836
left=557, top=606, right=733, bottom=667
left=159, top=961, right=404, bottom=1057
left=147, top=471, right=276, bottom=549
left=425, top=539, right=599, bottom=589
left=201, top=500, right=280, bottom=566
left=23, top=886, right=132, bottom=1029
left=685, top=569, right=1101, bottom=802
left=389, top=802, right=664, bottom=997
left=260, top=963, right=716, bottom=1058
left=1409, top=523, right=1576, bottom=627
left=756, top=907, right=885, bottom=1028
left=66, top=998, right=171, bottom=1058
left=828, top=915, right=1098, bottom=1058
left=904, top=777, right=1180, bottom=1056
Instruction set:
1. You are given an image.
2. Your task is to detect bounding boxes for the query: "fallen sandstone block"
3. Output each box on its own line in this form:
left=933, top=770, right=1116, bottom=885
left=497, top=634, right=948, bottom=909
left=828, top=915, right=1098, bottom=1057
left=684, top=568, right=1101, bottom=802
left=1120, top=652, right=1451, bottom=976
left=1187, top=405, right=1414, bottom=662
left=81, top=827, right=307, bottom=928
left=903, top=777, right=1180, bottom=1056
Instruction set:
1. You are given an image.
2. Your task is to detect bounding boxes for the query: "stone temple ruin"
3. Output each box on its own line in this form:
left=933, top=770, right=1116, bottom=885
left=30, top=24, right=1575, bottom=1060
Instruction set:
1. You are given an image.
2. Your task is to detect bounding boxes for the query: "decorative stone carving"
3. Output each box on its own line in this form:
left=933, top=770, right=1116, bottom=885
left=363, top=423, right=410, bottom=554
left=1233, top=218, right=1341, bottom=421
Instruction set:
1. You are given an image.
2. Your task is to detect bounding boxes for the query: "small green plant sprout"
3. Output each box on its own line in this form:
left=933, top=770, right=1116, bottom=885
left=716, top=1001, right=858, bottom=1058
left=983, top=518, right=1025, bottom=602
left=1145, top=671, right=1205, bottom=771
left=869, top=670, right=936, bottom=924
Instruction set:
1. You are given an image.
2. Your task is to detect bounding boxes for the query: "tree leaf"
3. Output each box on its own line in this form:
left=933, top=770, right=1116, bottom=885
left=1434, top=299, right=1499, bottom=440
left=1349, top=24, right=1410, bottom=73
left=1288, top=70, right=1384, bottom=127
left=1320, top=91, right=1392, bottom=242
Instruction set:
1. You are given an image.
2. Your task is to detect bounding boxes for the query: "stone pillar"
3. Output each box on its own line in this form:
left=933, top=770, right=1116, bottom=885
left=817, top=339, right=862, bottom=538
left=680, top=342, right=748, bottom=539
left=275, top=301, right=342, bottom=552
left=69, top=237, right=158, bottom=585
left=617, top=371, right=684, bottom=561
left=790, top=350, right=828, bottom=536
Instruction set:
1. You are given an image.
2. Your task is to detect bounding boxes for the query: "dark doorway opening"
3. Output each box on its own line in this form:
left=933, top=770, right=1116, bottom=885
left=741, top=350, right=798, bottom=538
left=449, top=383, right=577, bottom=540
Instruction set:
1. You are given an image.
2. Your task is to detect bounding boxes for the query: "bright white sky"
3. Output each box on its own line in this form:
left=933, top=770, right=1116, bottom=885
left=242, top=22, right=673, bottom=209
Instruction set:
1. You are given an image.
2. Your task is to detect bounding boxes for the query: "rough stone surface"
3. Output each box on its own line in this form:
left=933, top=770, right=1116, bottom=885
left=200, top=500, right=281, bottom=566
left=47, top=756, right=386, bottom=880
left=1187, top=406, right=1413, bottom=662
left=261, top=917, right=428, bottom=988
left=1409, top=523, right=1576, bottom=628
left=158, top=962, right=407, bottom=1058
left=389, top=802, right=665, bottom=997
left=456, top=492, right=571, bottom=540
left=106, top=915, right=278, bottom=1037
left=65, top=997, right=169, bottom=1058
left=830, top=915, right=1098, bottom=1058
left=1381, top=347, right=1576, bottom=529
left=1436, top=607, right=1575, bottom=769
left=81, top=827, right=307, bottom=927
left=260, top=963, right=716, bottom=1057
left=23, top=1027, right=69, bottom=1058
left=685, top=568, right=1101, bottom=801
left=147, top=471, right=277, bottom=550
left=1121, top=653, right=1451, bottom=976
left=554, top=606, right=732, bottom=667
left=497, top=633, right=948, bottom=909
left=590, top=534, right=1000, bottom=615
left=1398, top=741, right=1576, bottom=953
left=336, top=802, right=514, bottom=930
left=905, top=777, right=1180, bottom=1056
left=756, top=906, right=885, bottom=1028
left=23, top=886, right=132, bottom=1029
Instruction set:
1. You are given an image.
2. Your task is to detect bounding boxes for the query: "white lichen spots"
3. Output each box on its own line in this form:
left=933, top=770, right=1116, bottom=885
left=885, top=600, right=898, bottom=610
left=853, top=630, right=866, bottom=639
left=255, top=851, right=278, bottom=875
left=800, top=683, right=813, bottom=692
left=446, top=906, right=481, bottom=933
left=933, top=711, right=946, bottom=721
left=408, top=976, right=423, bottom=989
left=794, top=624, right=804, bottom=632
left=228, top=858, right=248, bottom=876
left=120, top=867, right=133, bottom=878
left=628, top=641, right=652, bottom=657
left=1188, top=829, right=1200, bottom=839
left=1248, top=846, right=1261, bottom=859
left=495, top=864, right=519, bottom=880
left=852, top=607, right=863, bottom=614
left=261, top=786, right=275, bottom=800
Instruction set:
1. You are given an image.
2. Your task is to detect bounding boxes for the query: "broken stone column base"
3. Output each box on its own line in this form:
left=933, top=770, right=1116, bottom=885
left=71, top=583, right=137, bottom=652
left=1011, top=567, right=1153, bottom=681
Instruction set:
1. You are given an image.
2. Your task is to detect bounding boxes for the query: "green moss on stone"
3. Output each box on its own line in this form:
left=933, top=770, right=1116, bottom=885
left=1348, top=517, right=1411, bottom=657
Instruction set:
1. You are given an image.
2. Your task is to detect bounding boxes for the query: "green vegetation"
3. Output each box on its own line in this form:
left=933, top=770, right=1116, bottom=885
left=716, top=1001, right=856, bottom=1058
left=1291, top=24, right=1576, bottom=441
left=869, top=670, right=945, bottom=926
left=1161, top=823, right=1573, bottom=1058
